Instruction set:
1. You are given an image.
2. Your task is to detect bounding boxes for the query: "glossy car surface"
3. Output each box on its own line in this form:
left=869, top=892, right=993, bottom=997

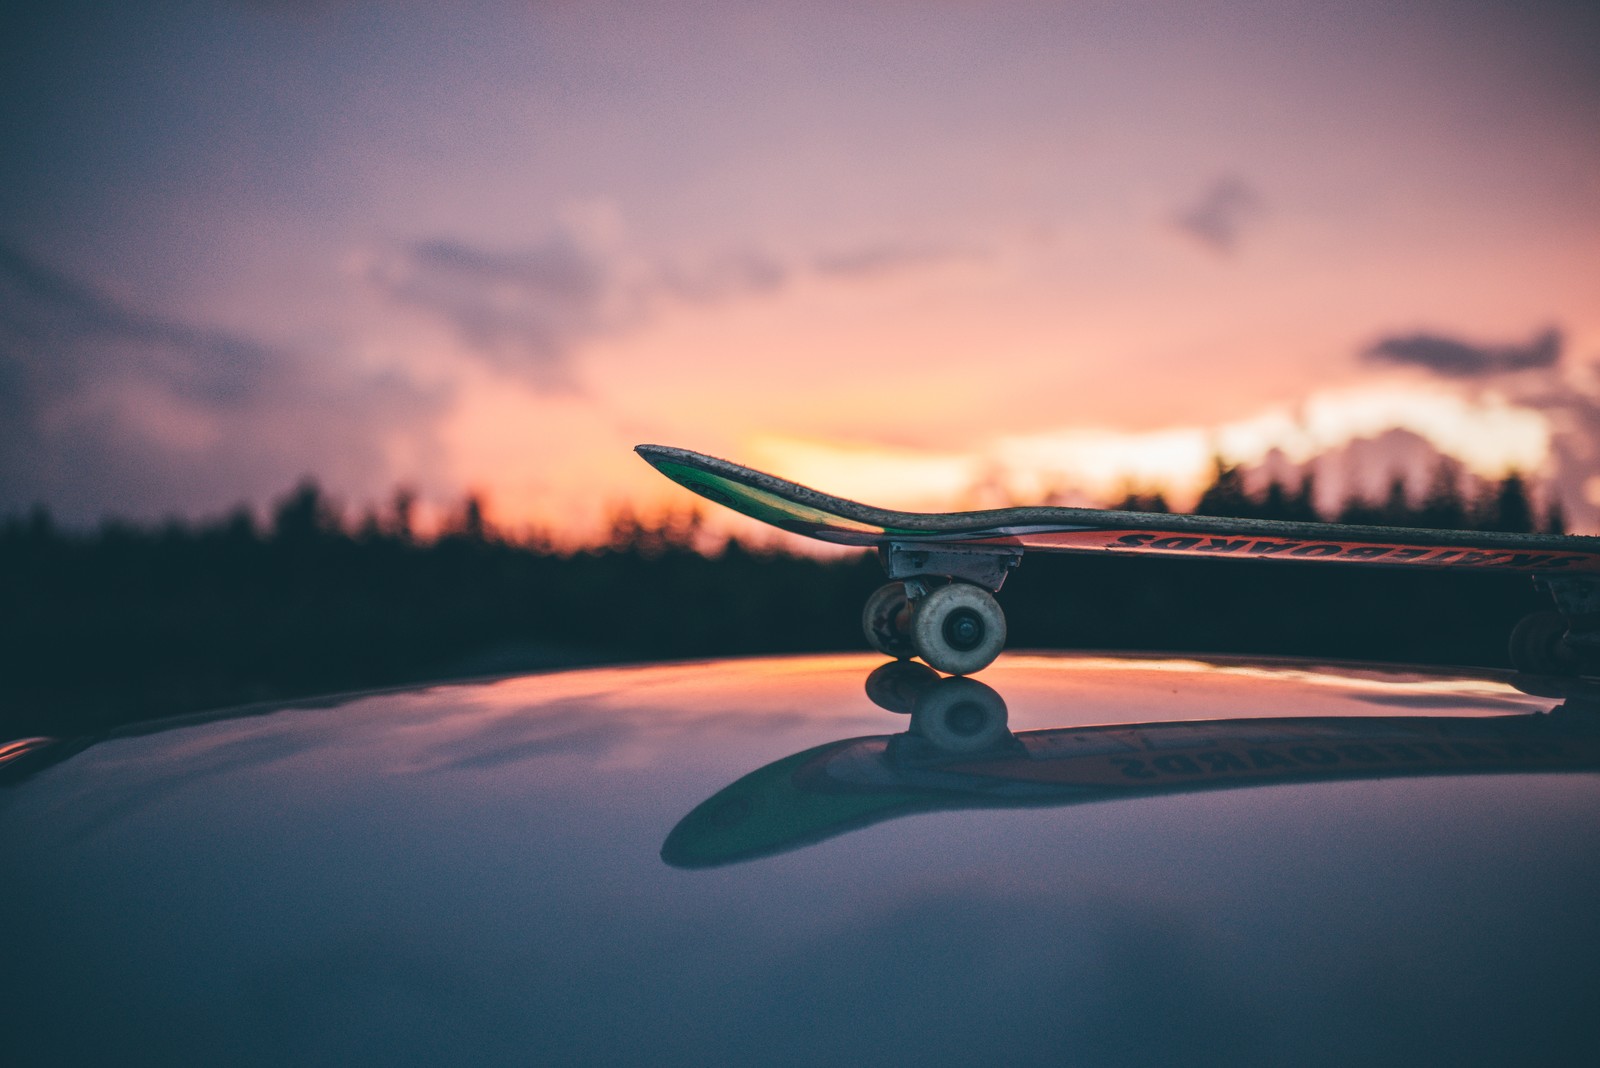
left=4, top=653, right=1598, bottom=1066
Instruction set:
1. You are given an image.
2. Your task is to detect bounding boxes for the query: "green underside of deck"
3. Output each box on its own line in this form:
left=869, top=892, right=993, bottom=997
left=655, top=459, right=919, bottom=538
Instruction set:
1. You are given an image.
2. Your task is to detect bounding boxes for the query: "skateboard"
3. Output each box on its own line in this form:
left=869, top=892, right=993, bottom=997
left=661, top=669, right=1600, bottom=869
left=637, top=444, right=1600, bottom=675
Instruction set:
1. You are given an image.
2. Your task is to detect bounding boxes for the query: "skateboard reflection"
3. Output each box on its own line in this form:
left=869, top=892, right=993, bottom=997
left=661, top=667, right=1600, bottom=869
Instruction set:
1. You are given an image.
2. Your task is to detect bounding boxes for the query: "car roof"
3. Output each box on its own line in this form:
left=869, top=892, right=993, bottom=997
left=3, top=652, right=1598, bottom=1066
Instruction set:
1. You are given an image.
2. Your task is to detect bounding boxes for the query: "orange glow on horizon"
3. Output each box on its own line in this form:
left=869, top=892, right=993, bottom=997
left=410, top=205, right=1598, bottom=544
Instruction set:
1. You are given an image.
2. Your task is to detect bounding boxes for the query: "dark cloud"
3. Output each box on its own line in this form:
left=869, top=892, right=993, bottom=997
left=0, top=240, right=446, bottom=524
left=1349, top=322, right=1597, bottom=529
left=364, top=229, right=788, bottom=390
left=0, top=242, right=272, bottom=405
left=657, top=249, right=787, bottom=302
left=1173, top=176, right=1264, bottom=255
left=1363, top=327, right=1562, bottom=378
left=364, top=234, right=616, bottom=391
left=812, top=242, right=982, bottom=279
left=365, top=226, right=988, bottom=389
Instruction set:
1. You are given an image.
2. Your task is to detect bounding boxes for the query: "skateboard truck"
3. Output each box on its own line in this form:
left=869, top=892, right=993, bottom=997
left=878, top=543, right=1022, bottom=594
left=1512, top=575, right=1600, bottom=675
left=862, top=542, right=1022, bottom=675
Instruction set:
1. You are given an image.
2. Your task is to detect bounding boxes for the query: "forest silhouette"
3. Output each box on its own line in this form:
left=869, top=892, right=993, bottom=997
left=1, top=461, right=1561, bottom=738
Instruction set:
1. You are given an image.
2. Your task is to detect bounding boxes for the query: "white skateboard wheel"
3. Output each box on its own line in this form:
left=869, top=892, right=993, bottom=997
left=862, top=581, right=916, bottom=658
left=910, top=583, right=1006, bottom=675
left=1508, top=611, right=1576, bottom=675
left=909, top=676, right=1010, bottom=752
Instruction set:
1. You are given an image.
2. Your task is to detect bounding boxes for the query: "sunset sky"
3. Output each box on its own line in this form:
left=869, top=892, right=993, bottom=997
left=4, top=1, right=1598, bottom=542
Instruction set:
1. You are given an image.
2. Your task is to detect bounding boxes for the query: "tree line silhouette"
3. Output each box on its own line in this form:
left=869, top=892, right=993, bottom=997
left=1, top=461, right=1562, bottom=738
left=1116, top=458, right=1562, bottom=534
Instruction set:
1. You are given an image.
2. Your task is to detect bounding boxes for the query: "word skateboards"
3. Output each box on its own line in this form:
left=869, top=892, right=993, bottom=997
left=636, top=444, right=1600, bottom=676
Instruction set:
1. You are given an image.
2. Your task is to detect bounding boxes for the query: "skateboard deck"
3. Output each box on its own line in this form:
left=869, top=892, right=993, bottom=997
left=638, top=444, right=1600, bottom=574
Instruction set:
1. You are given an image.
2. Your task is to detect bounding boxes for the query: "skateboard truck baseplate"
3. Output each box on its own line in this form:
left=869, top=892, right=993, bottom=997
left=879, top=542, right=1022, bottom=595
left=1540, top=575, right=1600, bottom=652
